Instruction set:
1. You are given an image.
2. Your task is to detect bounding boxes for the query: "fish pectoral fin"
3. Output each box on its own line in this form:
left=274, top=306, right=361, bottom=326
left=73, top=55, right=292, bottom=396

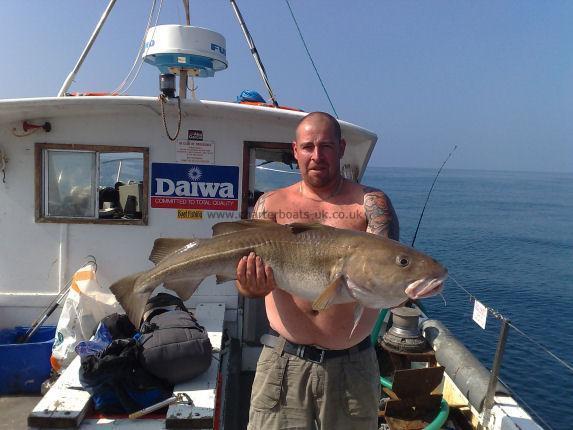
left=312, top=276, right=345, bottom=311
left=164, top=278, right=202, bottom=301
left=349, top=304, right=365, bottom=339
left=212, top=219, right=277, bottom=236
left=149, top=238, right=198, bottom=264
left=216, top=274, right=236, bottom=284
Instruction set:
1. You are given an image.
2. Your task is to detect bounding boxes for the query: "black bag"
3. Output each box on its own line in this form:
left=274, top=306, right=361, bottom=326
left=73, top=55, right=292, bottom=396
left=79, top=315, right=172, bottom=414
left=138, top=293, right=213, bottom=385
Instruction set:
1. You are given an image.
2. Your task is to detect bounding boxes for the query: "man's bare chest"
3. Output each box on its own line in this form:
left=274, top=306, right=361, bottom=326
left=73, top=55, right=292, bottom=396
left=273, top=198, right=366, bottom=230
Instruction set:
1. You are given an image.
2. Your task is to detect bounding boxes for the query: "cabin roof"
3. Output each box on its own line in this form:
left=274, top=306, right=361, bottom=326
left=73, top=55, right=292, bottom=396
left=0, top=96, right=377, bottom=140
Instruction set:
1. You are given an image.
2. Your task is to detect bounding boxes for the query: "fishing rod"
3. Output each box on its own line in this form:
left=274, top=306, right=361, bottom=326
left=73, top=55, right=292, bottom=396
left=403, top=145, right=457, bottom=313
left=411, top=145, right=457, bottom=247
left=17, top=256, right=97, bottom=343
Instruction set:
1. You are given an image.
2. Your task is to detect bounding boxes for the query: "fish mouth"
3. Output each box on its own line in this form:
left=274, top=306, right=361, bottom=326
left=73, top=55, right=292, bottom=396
left=404, top=276, right=447, bottom=300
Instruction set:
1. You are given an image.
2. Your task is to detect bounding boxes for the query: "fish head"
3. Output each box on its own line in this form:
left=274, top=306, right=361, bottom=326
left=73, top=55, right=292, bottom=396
left=344, top=237, right=447, bottom=309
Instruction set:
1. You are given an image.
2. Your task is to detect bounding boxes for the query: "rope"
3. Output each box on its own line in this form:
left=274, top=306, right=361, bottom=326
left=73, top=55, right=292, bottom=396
left=159, top=94, right=182, bottom=141
left=284, top=0, right=338, bottom=118
left=448, top=274, right=573, bottom=374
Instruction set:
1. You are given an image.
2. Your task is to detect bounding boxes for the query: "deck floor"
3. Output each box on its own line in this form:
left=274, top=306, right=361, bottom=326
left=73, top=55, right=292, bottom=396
left=0, top=395, right=41, bottom=430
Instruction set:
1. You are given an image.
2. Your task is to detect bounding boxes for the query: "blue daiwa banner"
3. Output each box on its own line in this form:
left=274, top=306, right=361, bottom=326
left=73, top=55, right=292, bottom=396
left=151, top=163, right=239, bottom=210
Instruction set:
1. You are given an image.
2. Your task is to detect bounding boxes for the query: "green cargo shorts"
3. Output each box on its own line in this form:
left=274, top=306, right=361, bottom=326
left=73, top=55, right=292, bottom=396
left=247, top=338, right=380, bottom=430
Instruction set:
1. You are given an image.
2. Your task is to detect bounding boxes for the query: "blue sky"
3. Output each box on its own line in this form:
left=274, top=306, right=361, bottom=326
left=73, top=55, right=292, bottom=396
left=1, top=1, right=572, bottom=173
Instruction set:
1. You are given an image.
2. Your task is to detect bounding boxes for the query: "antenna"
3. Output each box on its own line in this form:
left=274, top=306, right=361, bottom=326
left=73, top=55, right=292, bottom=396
left=411, top=145, right=458, bottom=247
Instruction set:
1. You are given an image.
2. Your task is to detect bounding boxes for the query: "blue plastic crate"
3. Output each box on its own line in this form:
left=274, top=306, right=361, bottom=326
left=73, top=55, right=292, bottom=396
left=0, top=326, right=55, bottom=394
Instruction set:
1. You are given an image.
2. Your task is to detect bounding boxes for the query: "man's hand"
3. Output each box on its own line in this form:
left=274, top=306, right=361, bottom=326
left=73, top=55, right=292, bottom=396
left=236, top=252, right=276, bottom=298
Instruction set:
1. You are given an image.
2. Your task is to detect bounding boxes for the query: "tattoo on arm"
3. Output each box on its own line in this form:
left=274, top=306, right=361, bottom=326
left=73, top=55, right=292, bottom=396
left=363, top=186, right=399, bottom=240
left=251, top=192, right=275, bottom=221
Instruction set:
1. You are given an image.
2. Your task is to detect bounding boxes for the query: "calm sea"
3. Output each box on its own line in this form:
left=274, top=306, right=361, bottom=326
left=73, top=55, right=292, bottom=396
left=257, top=166, right=573, bottom=430
left=364, top=167, right=573, bottom=430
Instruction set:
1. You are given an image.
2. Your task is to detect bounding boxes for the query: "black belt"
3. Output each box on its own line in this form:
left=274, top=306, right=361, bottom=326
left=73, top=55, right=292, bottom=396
left=260, top=332, right=371, bottom=364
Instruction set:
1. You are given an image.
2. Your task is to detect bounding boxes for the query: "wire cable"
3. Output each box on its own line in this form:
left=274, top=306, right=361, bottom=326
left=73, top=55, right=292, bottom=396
left=113, top=0, right=157, bottom=94
left=284, top=0, right=338, bottom=118
left=507, top=322, right=573, bottom=374
left=159, top=94, right=182, bottom=141
left=119, top=0, right=164, bottom=95
left=448, top=274, right=573, bottom=374
left=497, top=375, right=555, bottom=430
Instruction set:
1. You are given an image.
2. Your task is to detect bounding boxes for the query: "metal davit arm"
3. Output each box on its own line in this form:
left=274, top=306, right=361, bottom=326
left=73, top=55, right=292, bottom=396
left=57, top=0, right=117, bottom=97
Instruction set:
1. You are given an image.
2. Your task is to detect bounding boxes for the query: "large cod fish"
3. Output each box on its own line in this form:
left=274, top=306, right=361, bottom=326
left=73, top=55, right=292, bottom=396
left=110, top=220, right=447, bottom=328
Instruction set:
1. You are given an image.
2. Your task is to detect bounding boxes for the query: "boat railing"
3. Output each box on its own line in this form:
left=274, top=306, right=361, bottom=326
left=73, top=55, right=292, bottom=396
left=427, top=275, right=571, bottom=429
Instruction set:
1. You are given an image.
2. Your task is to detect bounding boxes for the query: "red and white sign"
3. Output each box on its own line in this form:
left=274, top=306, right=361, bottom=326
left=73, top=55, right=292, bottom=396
left=472, top=299, right=488, bottom=330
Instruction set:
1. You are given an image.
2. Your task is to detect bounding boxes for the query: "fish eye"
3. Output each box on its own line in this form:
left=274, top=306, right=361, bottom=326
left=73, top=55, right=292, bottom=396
left=396, top=255, right=410, bottom=267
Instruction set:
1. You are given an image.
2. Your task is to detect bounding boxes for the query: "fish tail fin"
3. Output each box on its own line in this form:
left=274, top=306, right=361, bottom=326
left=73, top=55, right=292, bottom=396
left=109, top=271, right=150, bottom=327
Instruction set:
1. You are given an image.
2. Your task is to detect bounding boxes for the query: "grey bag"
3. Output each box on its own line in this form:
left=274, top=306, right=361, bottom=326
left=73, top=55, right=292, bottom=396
left=138, top=309, right=212, bottom=385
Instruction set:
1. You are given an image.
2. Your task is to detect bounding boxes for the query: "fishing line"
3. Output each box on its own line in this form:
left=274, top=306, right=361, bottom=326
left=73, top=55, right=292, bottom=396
left=437, top=292, right=447, bottom=307
left=410, top=145, right=457, bottom=247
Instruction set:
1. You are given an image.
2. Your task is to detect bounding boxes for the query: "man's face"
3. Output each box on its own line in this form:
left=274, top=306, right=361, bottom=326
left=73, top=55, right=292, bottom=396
left=292, top=118, right=346, bottom=188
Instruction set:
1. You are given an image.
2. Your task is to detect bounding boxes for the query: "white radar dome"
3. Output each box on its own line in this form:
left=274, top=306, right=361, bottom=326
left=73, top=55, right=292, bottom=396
left=143, top=25, right=228, bottom=78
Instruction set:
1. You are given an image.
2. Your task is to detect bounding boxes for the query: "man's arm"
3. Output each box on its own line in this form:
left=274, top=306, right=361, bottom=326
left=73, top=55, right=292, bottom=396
left=251, top=191, right=276, bottom=221
left=363, top=186, right=400, bottom=240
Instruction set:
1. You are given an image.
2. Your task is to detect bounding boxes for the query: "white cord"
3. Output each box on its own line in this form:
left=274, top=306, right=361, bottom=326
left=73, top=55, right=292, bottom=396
left=119, top=0, right=164, bottom=95
left=112, top=0, right=156, bottom=94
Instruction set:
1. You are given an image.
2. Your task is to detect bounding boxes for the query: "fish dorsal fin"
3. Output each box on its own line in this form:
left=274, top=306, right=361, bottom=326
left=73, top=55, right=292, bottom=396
left=212, top=219, right=278, bottom=237
left=286, top=222, right=335, bottom=235
left=312, top=275, right=346, bottom=311
left=149, top=238, right=197, bottom=265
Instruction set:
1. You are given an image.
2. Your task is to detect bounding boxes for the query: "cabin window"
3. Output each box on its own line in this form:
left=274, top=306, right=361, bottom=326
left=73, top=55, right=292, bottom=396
left=241, top=141, right=299, bottom=219
left=35, top=143, right=149, bottom=225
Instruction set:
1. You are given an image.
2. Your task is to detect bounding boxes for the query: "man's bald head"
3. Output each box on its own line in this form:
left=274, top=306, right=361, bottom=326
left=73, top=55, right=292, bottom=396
left=296, top=112, right=341, bottom=142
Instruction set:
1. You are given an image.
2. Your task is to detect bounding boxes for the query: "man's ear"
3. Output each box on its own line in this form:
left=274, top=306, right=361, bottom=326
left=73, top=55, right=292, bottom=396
left=339, top=138, right=347, bottom=158
left=292, top=141, right=299, bottom=161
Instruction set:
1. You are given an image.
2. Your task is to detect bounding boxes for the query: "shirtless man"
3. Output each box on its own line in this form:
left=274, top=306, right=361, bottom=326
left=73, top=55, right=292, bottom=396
left=237, top=112, right=399, bottom=430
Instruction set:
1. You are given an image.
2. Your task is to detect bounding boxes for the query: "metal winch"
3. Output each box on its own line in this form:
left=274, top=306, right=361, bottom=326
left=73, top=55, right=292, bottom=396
left=382, top=307, right=429, bottom=353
